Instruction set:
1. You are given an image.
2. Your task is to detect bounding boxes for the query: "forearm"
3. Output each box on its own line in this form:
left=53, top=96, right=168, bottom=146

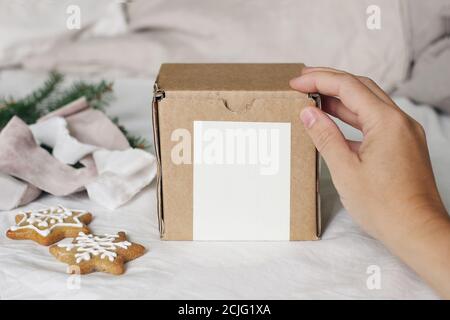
left=382, top=209, right=450, bottom=298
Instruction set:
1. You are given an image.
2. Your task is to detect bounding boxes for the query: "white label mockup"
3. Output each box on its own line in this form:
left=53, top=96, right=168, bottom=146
left=193, top=121, right=291, bottom=240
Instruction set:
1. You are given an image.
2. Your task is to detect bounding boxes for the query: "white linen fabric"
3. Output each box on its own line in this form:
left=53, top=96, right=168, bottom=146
left=1, top=0, right=410, bottom=91
left=0, top=72, right=448, bottom=299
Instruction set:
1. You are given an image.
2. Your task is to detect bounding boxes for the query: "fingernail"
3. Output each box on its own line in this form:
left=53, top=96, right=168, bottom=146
left=300, top=108, right=317, bottom=128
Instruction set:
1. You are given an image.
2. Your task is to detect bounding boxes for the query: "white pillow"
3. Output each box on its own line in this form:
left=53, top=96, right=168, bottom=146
left=0, top=0, right=126, bottom=64
left=127, top=0, right=410, bottom=91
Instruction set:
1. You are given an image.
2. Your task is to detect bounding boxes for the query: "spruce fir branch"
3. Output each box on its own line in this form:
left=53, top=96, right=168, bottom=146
left=111, top=117, right=149, bottom=149
left=43, top=80, right=114, bottom=113
left=0, top=71, right=64, bottom=128
left=0, top=72, right=148, bottom=150
left=22, top=71, right=64, bottom=108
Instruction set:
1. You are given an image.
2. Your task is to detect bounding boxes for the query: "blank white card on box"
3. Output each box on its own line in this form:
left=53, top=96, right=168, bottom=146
left=193, top=121, right=291, bottom=240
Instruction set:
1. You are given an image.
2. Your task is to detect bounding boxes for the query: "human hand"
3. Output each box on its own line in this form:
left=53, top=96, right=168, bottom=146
left=290, top=66, right=450, bottom=297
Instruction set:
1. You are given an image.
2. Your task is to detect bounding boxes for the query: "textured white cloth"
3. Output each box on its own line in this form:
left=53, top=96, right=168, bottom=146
left=86, top=149, right=157, bottom=210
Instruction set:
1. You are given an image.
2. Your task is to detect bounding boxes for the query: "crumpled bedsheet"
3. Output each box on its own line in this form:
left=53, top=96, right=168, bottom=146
left=0, top=71, right=448, bottom=299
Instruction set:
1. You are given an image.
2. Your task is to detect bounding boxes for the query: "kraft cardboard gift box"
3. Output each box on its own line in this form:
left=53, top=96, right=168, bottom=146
left=152, top=63, right=321, bottom=241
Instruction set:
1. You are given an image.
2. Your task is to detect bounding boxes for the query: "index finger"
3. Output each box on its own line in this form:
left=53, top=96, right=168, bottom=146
left=289, top=71, right=390, bottom=121
left=301, top=67, right=396, bottom=106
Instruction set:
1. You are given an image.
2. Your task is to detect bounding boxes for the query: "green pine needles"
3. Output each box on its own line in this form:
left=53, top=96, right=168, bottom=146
left=0, top=71, right=148, bottom=149
left=0, top=71, right=63, bottom=127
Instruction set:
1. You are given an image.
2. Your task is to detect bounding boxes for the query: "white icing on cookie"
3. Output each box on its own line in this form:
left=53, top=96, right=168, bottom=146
left=9, top=205, right=88, bottom=237
left=58, top=232, right=131, bottom=264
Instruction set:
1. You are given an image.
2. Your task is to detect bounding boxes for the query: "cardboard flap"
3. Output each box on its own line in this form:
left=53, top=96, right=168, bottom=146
left=157, top=63, right=305, bottom=91
left=163, top=90, right=311, bottom=114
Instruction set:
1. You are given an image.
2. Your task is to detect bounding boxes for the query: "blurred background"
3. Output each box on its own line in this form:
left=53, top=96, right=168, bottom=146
left=0, top=0, right=448, bottom=90
left=1, top=0, right=449, bottom=139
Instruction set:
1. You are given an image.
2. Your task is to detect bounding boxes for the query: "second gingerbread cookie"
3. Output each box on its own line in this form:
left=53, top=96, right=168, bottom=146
left=50, top=232, right=146, bottom=275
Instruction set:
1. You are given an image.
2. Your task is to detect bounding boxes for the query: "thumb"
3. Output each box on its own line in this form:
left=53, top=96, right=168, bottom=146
left=300, top=107, right=355, bottom=172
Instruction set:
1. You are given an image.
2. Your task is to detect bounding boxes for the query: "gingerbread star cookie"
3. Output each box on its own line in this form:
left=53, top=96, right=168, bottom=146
left=50, top=232, right=145, bottom=275
left=6, top=205, right=92, bottom=246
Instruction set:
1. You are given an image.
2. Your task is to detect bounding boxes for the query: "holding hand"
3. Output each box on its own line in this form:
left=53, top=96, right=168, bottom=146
left=290, top=67, right=450, bottom=298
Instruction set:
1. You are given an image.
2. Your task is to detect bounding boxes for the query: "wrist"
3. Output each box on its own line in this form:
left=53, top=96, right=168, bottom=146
left=381, top=207, right=450, bottom=298
left=378, top=204, right=449, bottom=248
